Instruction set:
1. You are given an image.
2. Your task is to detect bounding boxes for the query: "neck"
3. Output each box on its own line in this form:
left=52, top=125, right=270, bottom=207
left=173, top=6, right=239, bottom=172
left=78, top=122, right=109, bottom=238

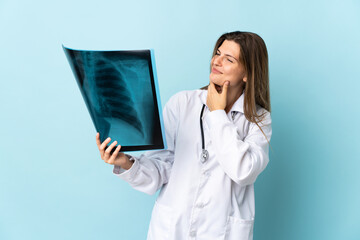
left=225, top=85, right=244, bottom=113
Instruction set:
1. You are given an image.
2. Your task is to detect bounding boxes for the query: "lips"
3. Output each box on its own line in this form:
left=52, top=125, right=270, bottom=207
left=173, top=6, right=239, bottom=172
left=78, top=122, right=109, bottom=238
left=211, top=67, right=222, bottom=74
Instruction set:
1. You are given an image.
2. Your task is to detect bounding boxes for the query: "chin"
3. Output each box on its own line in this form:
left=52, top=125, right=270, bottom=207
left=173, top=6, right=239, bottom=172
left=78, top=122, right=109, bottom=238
left=209, top=75, right=223, bottom=86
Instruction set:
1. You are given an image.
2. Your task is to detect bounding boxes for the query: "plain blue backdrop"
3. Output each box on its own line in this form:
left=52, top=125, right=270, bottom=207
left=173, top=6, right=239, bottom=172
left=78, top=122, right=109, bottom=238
left=1, top=0, right=359, bottom=239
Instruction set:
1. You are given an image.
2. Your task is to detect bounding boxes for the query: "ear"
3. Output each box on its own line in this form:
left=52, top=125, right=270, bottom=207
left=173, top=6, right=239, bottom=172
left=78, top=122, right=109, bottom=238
left=243, top=76, right=247, bottom=82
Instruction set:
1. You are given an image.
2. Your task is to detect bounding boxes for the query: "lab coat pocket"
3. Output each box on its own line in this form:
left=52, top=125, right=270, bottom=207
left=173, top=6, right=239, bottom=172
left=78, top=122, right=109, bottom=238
left=224, top=216, right=254, bottom=240
left=147, top=201, right=174, bottom=240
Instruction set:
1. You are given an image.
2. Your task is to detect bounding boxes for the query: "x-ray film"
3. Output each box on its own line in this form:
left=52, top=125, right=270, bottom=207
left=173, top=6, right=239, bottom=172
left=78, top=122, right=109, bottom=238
left=63, top=46, right=166, bottom=152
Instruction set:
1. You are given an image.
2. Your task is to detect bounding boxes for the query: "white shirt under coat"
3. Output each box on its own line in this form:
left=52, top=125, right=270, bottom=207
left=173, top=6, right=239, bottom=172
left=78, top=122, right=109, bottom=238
left=113, top=89, right=272, bottom=240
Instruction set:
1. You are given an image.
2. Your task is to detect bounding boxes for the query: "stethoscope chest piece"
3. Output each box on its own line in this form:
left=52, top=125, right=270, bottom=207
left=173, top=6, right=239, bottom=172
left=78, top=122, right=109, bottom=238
left=201, top=149, right=209, bottom=163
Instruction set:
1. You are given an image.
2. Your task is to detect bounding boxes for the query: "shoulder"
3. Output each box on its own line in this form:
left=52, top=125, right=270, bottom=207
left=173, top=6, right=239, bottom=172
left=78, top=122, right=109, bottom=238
left=244, top=105, right=272, bottom=141
left=253, top=105, right=272, bottom=127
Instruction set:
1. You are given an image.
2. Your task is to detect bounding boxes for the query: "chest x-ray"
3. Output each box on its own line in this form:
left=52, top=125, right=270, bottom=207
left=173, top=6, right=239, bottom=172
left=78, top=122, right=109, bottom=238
left=63, top=46, right=166, bottom=151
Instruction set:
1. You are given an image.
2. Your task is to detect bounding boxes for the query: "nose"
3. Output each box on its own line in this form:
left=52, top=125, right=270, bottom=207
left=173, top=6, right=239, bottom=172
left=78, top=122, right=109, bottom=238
left=213, top=55, right=222, bottom=66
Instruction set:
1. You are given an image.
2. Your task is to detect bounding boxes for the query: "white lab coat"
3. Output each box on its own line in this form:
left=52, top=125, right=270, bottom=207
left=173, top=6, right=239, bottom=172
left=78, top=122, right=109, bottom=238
left=114, top=89, right=272, bottom=240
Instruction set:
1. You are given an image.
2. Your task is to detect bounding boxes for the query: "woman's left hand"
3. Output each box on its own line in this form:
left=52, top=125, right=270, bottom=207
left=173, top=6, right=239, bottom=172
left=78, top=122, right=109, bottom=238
left=206, top=81, right=229, bottom=111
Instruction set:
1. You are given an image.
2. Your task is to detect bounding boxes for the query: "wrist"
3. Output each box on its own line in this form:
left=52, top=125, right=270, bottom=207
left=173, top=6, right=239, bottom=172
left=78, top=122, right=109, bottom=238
left=122, top=155, right=135, bottom=170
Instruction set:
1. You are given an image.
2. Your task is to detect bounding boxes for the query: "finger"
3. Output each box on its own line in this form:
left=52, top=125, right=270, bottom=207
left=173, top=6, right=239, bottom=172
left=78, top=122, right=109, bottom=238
left=222, top=81, right=229, bottom=97
left=208, top=81, right=216, bottom=94
left=99, top=137, right=111, bottom=153
left=105, top=140, right=118, bottom=153
left=209, top=81, right=216, bottom=89
left=104, top=140, right=118, bottom=158
left=96, top=132, right=101, bottom=148
left=108, top=145, right=121, bottom=164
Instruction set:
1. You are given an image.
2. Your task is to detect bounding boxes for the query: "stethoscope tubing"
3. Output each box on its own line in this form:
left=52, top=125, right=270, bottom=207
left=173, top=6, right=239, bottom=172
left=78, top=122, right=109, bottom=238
left=200, top=104, right=209, bottom=163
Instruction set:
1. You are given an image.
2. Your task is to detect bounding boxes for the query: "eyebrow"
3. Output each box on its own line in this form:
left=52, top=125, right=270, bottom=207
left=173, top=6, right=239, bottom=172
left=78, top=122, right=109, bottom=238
left=217, top=49, right=239, bottom=62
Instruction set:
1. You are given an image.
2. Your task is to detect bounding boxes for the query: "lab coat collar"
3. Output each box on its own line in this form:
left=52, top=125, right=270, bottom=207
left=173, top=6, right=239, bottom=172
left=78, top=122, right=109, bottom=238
left=199, top=89, right=245, bottom=113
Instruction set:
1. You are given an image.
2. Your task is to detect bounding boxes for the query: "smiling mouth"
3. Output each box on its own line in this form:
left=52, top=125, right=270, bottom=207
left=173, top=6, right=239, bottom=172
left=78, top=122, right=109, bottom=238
left=212, top=67, right=222, bottom=74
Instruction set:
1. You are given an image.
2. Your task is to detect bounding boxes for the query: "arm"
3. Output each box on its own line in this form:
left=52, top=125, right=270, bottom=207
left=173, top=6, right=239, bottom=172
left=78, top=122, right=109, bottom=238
left=204, top=109, right=272, bottom=186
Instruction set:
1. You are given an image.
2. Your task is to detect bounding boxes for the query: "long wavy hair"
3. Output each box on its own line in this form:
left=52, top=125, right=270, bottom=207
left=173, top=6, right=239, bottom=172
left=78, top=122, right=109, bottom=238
left=204, top=31, right=270, bottom=132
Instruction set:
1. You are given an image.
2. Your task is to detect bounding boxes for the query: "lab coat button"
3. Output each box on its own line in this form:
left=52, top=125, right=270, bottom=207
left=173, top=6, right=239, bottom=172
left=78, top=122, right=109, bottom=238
left=190, top=230, right=196, bottom=237
left=196, top=202, right=204, bottom=208
left=203, top=171, right=210, bottom=177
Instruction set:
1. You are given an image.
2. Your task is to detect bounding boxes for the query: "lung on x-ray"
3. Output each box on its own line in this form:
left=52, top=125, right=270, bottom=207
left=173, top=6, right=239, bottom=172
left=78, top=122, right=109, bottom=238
left=63, top=46, right=166, bottom=152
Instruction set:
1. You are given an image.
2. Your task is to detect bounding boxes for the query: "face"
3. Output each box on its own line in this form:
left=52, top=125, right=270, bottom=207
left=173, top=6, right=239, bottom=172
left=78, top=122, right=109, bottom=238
left=209, top=40, right=247, bottom=92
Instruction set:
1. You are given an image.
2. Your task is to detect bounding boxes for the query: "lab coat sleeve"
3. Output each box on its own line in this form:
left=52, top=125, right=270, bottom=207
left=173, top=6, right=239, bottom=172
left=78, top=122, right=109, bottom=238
left=112, top=93, right=180, bottom=195
left=204, top=109, right=272, bottom=186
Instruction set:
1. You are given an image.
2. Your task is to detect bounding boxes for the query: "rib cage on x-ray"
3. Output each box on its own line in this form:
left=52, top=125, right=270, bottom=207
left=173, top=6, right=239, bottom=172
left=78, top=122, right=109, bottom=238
left=63, top=46, right=164, bottom=151
left=88, top=56, right=144, bottom=136
left=79, top=52, right=154, bottom=145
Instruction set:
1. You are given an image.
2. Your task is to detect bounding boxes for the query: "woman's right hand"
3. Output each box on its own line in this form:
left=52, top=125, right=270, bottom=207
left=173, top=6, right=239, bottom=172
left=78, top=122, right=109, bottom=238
left=96, top=132, right=134, bottom=170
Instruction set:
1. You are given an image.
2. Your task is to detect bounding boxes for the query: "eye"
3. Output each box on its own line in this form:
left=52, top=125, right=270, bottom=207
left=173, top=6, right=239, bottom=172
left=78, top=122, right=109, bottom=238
left=215, top=50, right=220, bottom=55
left=227, top=58, right=234, bottom=63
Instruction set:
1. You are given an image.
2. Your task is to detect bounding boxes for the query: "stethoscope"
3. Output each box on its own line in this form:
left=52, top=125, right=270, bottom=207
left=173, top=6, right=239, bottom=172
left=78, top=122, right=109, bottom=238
left=200, top=104, right=209, bottom=163
left=199, top=104, right=238, bottom=163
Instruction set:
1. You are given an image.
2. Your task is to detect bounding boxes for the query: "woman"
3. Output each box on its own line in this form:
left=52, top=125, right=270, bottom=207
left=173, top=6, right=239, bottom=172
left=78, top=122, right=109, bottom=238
left=96, top=31, right=272, bottom=240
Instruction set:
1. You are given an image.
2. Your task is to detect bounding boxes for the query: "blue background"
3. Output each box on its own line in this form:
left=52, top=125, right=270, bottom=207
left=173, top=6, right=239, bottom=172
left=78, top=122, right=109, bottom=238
left=1, top=0, right=359, bottom=239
